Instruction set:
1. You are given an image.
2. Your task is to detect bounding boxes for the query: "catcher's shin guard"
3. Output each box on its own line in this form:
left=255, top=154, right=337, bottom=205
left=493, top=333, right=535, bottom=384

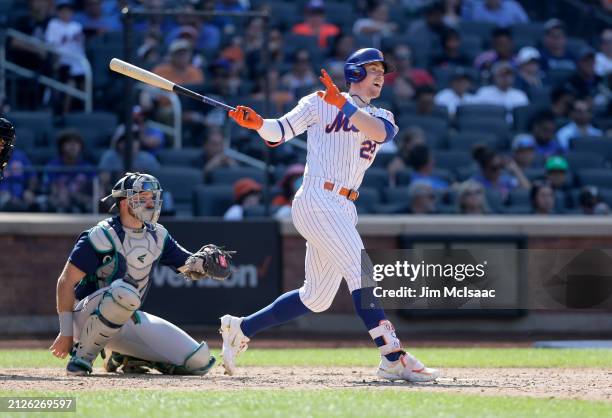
left=74, top=280, right=141, bottom=368
left=154, top=342, right=216, bottom=375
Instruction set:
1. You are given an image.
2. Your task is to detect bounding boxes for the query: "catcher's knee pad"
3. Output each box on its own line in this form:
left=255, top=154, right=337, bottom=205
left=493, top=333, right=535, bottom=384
left=75, top=280, right=141, bottom=363
left=182, top=342, right=215, bottom=375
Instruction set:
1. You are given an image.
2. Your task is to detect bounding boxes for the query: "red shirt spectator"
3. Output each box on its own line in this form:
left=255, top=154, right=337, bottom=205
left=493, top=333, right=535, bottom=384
left=292, top=0, right=340, bottom=49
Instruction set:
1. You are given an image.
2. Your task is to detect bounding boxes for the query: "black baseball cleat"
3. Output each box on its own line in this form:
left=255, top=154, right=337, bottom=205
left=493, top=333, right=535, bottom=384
left=66, top=356, right=93, bottom=376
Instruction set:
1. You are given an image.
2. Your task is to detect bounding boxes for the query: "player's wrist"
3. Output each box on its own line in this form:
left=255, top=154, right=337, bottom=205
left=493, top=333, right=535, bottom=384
left=58, top=311, right=73, bottom=337
left=341, top=100, right=358, bottom=119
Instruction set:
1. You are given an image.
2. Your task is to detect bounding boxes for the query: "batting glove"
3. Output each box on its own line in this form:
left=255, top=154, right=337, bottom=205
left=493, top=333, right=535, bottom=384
left=228, top=105, right=263, bottom=130
left=316, top=69, right=347, bottom=109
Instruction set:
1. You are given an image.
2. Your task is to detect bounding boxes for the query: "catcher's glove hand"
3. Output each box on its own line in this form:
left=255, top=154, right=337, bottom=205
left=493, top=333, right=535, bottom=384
left=179, top=244, right=236, bottom=281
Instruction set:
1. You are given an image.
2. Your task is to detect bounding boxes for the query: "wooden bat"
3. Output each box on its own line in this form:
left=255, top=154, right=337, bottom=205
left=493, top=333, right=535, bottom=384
left=109, top=58, right=236, bottom=112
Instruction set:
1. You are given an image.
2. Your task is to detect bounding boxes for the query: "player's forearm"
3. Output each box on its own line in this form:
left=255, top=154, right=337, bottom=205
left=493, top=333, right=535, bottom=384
left=256, top=119, right=284, bottom=143
left=349, top=110, right=387, bottom=142
left=56, top=275, right=76, bottom=336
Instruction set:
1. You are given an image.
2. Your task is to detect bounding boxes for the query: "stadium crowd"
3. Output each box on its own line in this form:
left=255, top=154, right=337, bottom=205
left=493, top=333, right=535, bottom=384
left=1, top=0, right=611, bottom=218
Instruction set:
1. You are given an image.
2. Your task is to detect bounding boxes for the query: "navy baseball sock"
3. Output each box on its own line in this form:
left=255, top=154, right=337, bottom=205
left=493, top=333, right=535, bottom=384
left=352, top=288, right=402, bottom=362
left=240, top=290, right=311, bottom=338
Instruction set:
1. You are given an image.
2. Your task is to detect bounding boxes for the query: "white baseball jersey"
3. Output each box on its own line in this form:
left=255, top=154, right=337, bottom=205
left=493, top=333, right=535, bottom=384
left=277, top=92, right=398, bottom=311
left=277, top=92, right=398, bottom=190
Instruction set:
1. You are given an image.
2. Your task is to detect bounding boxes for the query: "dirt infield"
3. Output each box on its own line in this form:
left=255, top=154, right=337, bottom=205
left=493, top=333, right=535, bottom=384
left=2, top=366, right=611, bottom=401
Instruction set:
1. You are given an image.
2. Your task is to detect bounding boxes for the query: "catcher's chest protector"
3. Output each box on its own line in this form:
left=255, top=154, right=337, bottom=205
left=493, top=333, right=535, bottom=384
left=88, top=220, right=168, bottom=297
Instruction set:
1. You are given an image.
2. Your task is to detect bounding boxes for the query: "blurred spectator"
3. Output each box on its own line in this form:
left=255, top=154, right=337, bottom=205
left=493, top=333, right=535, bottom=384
left=407, top=180, right=438, bottom=214
left=152, top=39, right=204, bottom=87
left=281, top=49, right=318, bottom=96
left=471, top=144, right=529, bottom=203
left=511, top=134, right=537, bottom=170
left=414, top=85, right=437, bottom=116
left=539, top=19, right=576, bottom=73
left=456, top=179, right=489, bottom=214
left=515, top=47, right=546, bottom=93
left=406, top=1, right=448, bottom=52
left=407, top=144, right=450, bottom=190
left=176, top=0, right=221, bottom=52
left=273, top=164, right=305, bottom=219
left=98, top=124, right=161, bottom=192
left=292, top=0, right=340, bottom=49
left=387, top=44, right=434, bottom=101
left=75, top=0, right=121, bottom=39
left=136, top=31, right=162, bottom=69
left=224, top=178, right=263, bottom=221
left=9, top=0, right=52, bottom=69
left=243, top=18, right=265, bottom=55
left=556, top=99, right=603, bottom=151
left=246, top=28, right=285, bottom=78
left=44, top=0, right=86, bottom=113
left=565, top=47, right=602, bottom=99
left=595, top=29, right=612, bottom=77
left=529, top=110, right=564, bottom=157
left=545, top=155, right=573, bottom=209
left=353, top=2, right=398, bottom=44
left=200, top=129, right=237, bottom=177
left=434, top=68, right=476, bottom=116
left=463, top=0, right=528, bottom=27
left=443, top=0, right=462, bottom=28
left=326, top=34, right=356, bottom=69
left=474, top=28, right=516, bottom=74
left=44, top=129, right=95, bottom=213
left=149, top=39, right=205, bottom=122
left=252, top=69, right=295, bottom=116
left=472, top=61, right=529, bottom=112
left=213, top=0, right=247, bottom=34
left=8, top=0, right=53, bottom=108
left=578, top=186, right=610, bottom=215
left=0, top=149, right=39, bottom=212
left=164, top=25, right=207, bottom=68
left=431, top=29, right=471, bottom=68
left=549, top=87, right=575, bottom=124
left=387, top=127, right=427, bottom=184
left=132, top=106, right=166, bottom=156
left=530, top=181, right=556, bottom=215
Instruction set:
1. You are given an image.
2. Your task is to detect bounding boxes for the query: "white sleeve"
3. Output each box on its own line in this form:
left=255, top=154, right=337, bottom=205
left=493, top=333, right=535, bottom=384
left=223, top=205, right=244, bottom=221
left=256, top=93, right=319, bottom=144
left=371, top=107, right=399, bottom=139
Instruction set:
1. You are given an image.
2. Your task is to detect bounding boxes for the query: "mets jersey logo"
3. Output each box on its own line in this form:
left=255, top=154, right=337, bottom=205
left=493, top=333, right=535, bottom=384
left=325, top=112, right=360, bottom=133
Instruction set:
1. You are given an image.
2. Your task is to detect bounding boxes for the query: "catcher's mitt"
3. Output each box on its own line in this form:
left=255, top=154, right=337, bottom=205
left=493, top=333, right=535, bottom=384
left=179, top=244, right=235, bottom=281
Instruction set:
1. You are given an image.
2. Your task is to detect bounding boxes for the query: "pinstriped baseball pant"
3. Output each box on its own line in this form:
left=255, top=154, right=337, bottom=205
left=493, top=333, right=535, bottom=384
left=291, top=176, right=365, bottom=312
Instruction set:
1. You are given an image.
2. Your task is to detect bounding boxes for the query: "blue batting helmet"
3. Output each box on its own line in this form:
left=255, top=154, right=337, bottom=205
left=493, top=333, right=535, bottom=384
left=344, top=48, right=393, bottom=84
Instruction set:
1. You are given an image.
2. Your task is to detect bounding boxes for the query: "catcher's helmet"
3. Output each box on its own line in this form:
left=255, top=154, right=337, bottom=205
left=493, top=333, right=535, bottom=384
left=0, top=118, right=16, bottom=179
left=344, top=48, right=393, bottom=84
left=101, top=172, right=163, bottom=225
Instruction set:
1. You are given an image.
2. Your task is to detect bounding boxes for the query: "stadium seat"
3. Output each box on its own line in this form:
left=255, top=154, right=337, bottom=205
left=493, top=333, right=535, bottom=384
left=6, top=111, right=53, bottom=146
left=156, top=167, right=204, bottom=214
left=361, top=168, right=390, bottom=189
left=447, top=131, right=498, bottom=151
left=456, top=120, right=510, bottom=147
left=458, top=21, right=497, bottom=42
left=372, top=152, right=396, bottom=169
left=24, top=147, right=56, bottom=166
left=511, top=22, right=545, bottom=48
left=354, top=187, right=380, bottom=214
left=456, top=104, right=506, bottom=122
left=571, top=137, right=612, bottom=161
left=158, top=148, right=201, bottom=167
left=500, top=205, right=532, bottom=214
left=61, top=112, right=118, bottom=146
left=565, top=152, right=606, bottom=170
left=14, top=127, right=35, bottom=150
left=523, top=167, right=546, bottom=181
left=459, top=34, right=483, bottom=61
left=384, top=187, right=409, bottom=205
left=433, top=150, right=474, bottom=172
left=432, top=66, right=480, bottom=90
left=513, top=104, right=546, bottom=133
left=578, top=169, right=612, bottom=188
left=546, top=69, right=574, bottom=88
left=508, top=188, right=531, bottom=207
left=192, top=184, right=234, bottom=217
left=484, top=189, right=504, bottom=213
left=207, top=166, right=266, bottom=185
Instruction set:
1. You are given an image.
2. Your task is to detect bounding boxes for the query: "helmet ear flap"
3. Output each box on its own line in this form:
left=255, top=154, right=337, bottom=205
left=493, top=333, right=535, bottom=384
left=344, top=64, right=367, bottom=84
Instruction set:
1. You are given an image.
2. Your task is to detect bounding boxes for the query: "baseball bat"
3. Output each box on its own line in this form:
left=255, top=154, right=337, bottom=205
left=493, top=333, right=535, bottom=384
left=109, top=58, right=236, bottom=112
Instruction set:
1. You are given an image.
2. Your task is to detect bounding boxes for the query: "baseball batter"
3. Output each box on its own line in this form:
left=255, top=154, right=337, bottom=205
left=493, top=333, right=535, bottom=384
left=49, top=172, right=233, bottom=375
left=222, top=48, right=439, bottom=382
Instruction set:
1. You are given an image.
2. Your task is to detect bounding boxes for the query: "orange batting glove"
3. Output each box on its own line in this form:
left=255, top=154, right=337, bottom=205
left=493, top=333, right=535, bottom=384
left=316, top=69, right=347, bottom=109
left=228, top=105, right=263, bottom=130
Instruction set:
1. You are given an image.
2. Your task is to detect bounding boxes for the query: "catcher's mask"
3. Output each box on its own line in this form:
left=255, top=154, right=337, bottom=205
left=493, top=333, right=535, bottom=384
left=101, top=172, right=163, bottom=225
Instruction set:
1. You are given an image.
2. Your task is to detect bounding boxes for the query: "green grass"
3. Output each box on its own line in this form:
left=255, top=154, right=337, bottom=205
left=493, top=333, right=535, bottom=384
left=2, top=347, right=612, bottom=369
left=0, top=389, right=610, bottom=418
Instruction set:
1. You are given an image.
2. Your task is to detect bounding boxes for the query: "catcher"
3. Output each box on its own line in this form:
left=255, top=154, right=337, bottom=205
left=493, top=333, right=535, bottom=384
left=49, top=172, right=234, bottom=376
